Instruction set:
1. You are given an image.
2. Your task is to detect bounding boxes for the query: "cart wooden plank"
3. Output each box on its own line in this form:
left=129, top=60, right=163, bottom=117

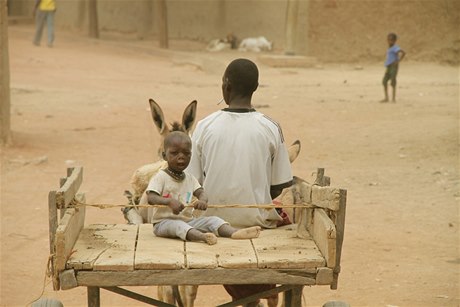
left=311, top=185, right=340, bottom=211
left=311, top=208, right=337, bottom=268
left=253, top=225, right=325, bottom=269
left=77, top=269, right=318, bottom=287
left=67, top=224, right=138, bottom=271
left=215, top=238, right=258, bottom=269
left=67, top=224, right=114, bottom=270
left=135, top=224, right=185, bottom=270
left=185, top=238, right=257, bottom=269
left=55, top=206, right=86, bottom=271
left=56, top=167, right=83, bottom=209
left=185, top=241, right=219, bottom=269
left=93, top=224, right=138, bottom=271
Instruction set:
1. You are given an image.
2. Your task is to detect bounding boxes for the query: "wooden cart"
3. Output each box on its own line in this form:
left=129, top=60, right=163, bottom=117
left=48, top=167, right=346, bottom=307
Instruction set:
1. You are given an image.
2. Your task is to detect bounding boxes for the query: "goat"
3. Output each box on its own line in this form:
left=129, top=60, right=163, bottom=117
left=238, top=36, right=273, bottom=52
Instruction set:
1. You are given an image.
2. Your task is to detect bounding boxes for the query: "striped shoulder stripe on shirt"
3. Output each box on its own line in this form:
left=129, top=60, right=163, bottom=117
left=262, top=114, right=285, bottom=143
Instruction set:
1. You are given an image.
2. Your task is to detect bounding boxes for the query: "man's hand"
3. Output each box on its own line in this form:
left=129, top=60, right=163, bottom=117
left=168, top=199, right=185, bottom=215
left=193, top=200, right=208, bottom=211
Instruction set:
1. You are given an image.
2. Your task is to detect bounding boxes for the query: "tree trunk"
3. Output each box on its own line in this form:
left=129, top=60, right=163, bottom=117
left=88, top=0, right=99, bottom=38
left=155, top=0, right=168, bottom=48
left=285, top=0, right=299, bottom=55
left=137, top=0, right=152, bottom=40
left=0, top=0, right=11, bottom=144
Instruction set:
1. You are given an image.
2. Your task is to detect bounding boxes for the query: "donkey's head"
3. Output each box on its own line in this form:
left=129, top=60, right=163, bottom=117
left=149, top=98, right=198, bottom=159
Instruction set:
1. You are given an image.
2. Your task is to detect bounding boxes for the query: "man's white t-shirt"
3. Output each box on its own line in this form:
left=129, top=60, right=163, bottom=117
left=187, top=109, right=293, bottom=228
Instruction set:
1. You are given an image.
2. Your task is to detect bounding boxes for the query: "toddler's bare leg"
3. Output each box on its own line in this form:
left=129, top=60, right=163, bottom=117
left=186, top=228, right=217, bottom=245
left=231, top=226, right=261, bottom=239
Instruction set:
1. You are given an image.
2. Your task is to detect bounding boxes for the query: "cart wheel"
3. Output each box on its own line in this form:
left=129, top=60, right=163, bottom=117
left=31, top=298, right=64, bottom=307
left=323, top=301, right=350, bottom=307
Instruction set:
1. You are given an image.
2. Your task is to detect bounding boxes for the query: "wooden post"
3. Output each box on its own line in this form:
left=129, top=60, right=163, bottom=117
left=48, top=191, right=58, bottom=254
left=285, top=0, right=299, bottom=55
left=331, top=189, right=347, bottom=289
left=137, top=0, right=152, bottom=40
left=88, top=0, right=99, bottom=38
left=59, top=177, right=67, bottom=219
left=87, top=287, right=100, bottom=307
left=48, top=190, right=61, bottom=290
left=155, top=0, right=168, bottom=48
left=76, top=0, right=86, bottom=29
left=314, top=168, right=331, bottom=186
left=297, top=0, right=310, bottom=55
left=0, top=0, right=11, bottom=144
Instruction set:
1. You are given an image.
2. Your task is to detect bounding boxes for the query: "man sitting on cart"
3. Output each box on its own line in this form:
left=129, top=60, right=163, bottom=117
left=187, top=58, right=293, bottom=307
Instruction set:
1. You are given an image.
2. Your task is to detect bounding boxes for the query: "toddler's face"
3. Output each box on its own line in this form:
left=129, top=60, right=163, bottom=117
left=164, top=138, right=192, bottom=172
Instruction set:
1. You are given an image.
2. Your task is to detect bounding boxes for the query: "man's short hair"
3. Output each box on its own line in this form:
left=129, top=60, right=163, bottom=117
left=224, top=58, right=259, bottom=96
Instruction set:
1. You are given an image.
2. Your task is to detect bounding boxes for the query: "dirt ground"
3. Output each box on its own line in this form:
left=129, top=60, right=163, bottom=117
left=1, top=25, right=459, bottom=307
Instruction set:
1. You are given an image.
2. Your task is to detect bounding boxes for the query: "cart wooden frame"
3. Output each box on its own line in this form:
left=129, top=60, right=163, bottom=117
left=48, top=167, right=346, bottom=307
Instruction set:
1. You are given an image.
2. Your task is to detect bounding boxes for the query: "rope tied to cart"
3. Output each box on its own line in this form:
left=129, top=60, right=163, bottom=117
left=69, top=199, right=319, bottom=210
left=25, top=253, right=55, bottom=306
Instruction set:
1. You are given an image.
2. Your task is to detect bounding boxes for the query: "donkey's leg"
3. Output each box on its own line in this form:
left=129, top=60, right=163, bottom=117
left=157, top=286, right=175, bottom=305
left=267, top=295, right=279, bottom=307
left=179, top=285, right=198, bottom=307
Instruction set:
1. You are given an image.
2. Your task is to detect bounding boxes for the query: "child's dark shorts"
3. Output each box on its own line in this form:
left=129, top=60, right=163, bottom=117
left=383, top=62, right=399, bottom=86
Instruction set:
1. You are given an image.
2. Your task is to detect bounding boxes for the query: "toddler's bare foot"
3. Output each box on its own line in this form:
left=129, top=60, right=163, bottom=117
left=203, top=233, right=217, bottom=245
left=379, top=99, right=389, bottom=103
left=231, top=226, right=261, bottom=239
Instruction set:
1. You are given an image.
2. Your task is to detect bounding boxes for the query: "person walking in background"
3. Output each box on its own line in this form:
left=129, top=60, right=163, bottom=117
left=33, top=0, right=56, bottom=47
left=381, top=32, right=406, bottom=103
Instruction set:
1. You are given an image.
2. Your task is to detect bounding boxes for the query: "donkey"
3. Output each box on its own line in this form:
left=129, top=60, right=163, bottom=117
left=127, top=98, right=197, bottom=207
left=123, top=99, right=199, bottom=307
left=123, top=99, right=301, bottom=307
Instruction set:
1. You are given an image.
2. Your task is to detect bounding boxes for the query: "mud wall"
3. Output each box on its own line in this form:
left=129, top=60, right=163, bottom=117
left=8, top=0, right=460, bottom=64
left=306, top=0, right=460, bottom=64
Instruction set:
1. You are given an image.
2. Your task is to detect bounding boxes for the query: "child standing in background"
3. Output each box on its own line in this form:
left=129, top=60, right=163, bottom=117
left=381, top=33, right=406, bottom=103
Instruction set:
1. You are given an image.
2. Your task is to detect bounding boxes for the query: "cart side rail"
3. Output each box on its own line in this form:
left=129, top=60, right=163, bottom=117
left=293, top=168, right=347, bottom=289
left=49, top=167, right=85, bottom=290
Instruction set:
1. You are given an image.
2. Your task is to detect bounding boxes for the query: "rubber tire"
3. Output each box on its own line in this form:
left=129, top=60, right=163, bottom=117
left=31, top=298, right=64, bottom=307
left=323, top=301, right=350, bottom=307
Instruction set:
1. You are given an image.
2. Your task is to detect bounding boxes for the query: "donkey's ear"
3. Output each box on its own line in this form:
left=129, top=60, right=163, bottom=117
left=182, top=100, right=197, bottom=133
left=287, top=140, right=301, bottom=163
left=149, top=99, right=166, bottom=134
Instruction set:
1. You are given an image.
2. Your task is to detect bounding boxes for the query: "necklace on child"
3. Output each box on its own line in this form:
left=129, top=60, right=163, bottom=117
left=164, top=168, right=186, bottom=181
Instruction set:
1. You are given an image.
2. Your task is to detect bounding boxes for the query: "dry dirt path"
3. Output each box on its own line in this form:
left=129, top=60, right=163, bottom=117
left=1, top=25, right=459, bottom=306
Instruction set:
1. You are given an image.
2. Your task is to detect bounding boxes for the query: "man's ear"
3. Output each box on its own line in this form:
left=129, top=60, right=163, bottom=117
left=162, top=152, right=166, bottom=159
left=224, top=80, right=231, bottom=92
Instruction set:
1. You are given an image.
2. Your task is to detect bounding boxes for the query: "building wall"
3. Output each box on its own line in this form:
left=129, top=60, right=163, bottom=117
left=306, top=0, right=460, bottom=63
left=8, top=0, right=460, bottom=64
